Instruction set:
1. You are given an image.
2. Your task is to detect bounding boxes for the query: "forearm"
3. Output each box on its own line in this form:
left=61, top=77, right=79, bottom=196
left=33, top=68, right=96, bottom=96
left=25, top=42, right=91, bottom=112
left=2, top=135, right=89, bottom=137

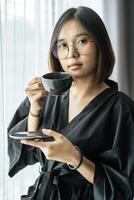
left=68, top=147, right=95, bottom=184
left=27, top=108, right=41, bottom=131
left=77, top=156, right=95, bottom=184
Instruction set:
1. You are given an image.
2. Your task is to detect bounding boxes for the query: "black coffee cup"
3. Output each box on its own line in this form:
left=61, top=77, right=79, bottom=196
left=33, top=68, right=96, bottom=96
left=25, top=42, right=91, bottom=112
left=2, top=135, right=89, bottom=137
left=42, top=72, right=73, bottom=95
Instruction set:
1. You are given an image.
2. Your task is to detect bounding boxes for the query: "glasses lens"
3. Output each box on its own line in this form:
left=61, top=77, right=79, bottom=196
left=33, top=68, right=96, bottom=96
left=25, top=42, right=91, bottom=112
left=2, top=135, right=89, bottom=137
left=76, top=39, right=93, bottom=55
left=52, top=44, right=68, bottom=59
left=52, top=39, right=94, bottom=59
left=57, top=48, right=68, bottom=59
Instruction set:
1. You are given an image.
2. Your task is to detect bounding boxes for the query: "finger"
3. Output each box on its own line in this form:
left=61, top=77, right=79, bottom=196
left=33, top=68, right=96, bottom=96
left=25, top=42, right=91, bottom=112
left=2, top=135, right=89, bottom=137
left=25, top=90, right=46, bottom=99
left=42, top=129, right=63, bottom=140
left=26, top=82, right=44, bottom=92
left=29, top=77, right=42, bottom=85
left=27, top=89, right=48, bottom=96
left=21, top=139, right=47, bottom=148
left=33, top=91, right=48, bottom=101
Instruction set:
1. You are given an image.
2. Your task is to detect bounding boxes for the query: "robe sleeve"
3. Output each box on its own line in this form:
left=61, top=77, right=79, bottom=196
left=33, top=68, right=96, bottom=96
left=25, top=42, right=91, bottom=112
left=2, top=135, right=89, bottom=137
left=93, top=96, right=134, bottom=199
left=8, top=98, right=38, bottom=177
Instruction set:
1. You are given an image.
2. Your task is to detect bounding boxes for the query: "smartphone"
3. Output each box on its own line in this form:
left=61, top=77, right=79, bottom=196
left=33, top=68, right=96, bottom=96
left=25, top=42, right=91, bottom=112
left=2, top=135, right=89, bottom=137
left=9, top=131, right=54, bottom=141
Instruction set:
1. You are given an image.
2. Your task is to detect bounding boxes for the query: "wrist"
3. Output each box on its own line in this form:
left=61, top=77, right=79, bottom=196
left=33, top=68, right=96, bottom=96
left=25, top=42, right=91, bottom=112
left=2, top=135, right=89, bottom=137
left=29, top=108, right=42, bottom=117
left=67, top=146, right=83, bottom=170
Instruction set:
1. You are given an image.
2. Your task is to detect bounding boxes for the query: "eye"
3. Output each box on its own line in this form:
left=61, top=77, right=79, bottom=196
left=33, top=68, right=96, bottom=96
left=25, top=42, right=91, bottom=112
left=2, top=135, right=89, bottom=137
left=57, top=43, right=67, bottom=49
left=76, top=38, right=88, bottom=45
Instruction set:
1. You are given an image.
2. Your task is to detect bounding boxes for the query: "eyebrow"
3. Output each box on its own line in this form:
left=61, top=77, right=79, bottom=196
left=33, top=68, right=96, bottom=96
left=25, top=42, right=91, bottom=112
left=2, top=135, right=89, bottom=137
left=57, top=33, right=91, bottom=42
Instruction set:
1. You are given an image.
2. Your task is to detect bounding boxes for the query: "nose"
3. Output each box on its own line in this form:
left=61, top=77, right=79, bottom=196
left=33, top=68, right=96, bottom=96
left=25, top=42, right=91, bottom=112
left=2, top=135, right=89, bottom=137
left=67, top=45, right=79, bottom=59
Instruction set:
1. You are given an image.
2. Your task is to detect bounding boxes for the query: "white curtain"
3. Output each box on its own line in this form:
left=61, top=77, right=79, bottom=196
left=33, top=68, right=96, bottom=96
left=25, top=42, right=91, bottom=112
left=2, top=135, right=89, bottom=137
left=0, top=0, right=120, bottom=199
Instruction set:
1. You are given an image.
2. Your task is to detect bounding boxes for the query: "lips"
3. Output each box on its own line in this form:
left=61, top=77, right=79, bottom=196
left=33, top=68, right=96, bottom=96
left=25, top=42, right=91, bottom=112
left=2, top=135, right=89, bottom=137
left=68, top=63, right=82, bottom=68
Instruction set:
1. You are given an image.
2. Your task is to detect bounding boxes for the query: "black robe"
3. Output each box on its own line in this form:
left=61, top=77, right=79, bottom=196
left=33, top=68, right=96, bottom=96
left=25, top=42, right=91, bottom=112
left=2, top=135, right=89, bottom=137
left=8, top=80, right=134, bottom=200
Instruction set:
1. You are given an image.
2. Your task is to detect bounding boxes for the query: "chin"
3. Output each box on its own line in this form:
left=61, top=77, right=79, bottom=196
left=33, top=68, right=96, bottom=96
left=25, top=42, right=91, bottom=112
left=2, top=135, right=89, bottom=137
left=72, top=70, right=96, bottom=80
left=70, top=72, right=84, bottom=79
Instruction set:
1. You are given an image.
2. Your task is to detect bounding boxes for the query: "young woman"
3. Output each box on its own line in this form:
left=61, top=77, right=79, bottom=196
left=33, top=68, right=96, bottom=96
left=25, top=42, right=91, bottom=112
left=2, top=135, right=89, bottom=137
left=8, top=6, right=134, bottom=200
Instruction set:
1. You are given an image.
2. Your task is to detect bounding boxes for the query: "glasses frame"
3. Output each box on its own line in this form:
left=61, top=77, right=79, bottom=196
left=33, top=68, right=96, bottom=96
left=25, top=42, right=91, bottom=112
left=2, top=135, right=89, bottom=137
left=52, top=39, right=94, bottom=60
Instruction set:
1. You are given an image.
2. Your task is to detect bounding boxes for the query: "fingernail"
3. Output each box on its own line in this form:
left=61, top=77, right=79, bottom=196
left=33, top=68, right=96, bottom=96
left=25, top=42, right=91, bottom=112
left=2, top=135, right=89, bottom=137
left=21, top=140, right=25, bottom=144
left=42, top=128, right=48, bottom=132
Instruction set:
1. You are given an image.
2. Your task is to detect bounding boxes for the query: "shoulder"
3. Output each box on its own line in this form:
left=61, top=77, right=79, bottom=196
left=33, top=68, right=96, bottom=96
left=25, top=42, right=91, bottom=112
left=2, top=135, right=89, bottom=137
left=105, top=79, right=134, bottom=111
left=110, top=92, right=134, bottom=122
left=113, top=92, right=134, bottom=110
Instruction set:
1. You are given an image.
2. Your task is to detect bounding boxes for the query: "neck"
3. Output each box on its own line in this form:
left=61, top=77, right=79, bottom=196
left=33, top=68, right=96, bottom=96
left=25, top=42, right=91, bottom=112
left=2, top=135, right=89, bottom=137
left=70, top=76, right=109, bottom=100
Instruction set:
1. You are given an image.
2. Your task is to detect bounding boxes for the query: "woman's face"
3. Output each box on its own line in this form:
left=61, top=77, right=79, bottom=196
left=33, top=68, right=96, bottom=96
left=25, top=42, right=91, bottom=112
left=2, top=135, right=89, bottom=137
left=56, top=19, right=98, bottom=79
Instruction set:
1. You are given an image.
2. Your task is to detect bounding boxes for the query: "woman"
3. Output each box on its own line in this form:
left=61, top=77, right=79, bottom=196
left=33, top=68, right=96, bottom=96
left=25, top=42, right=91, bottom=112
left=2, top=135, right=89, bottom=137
left=8, top=6, right=134, bottom=200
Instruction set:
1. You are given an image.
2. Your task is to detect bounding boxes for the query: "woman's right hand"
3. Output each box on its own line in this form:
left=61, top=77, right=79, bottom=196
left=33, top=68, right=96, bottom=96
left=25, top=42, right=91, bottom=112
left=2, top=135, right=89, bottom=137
left=25, top=77, right=48, bottom=115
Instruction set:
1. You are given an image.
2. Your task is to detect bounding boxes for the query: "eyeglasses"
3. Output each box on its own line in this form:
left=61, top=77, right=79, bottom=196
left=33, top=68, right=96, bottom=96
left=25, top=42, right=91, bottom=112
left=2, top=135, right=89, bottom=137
left=52, top=36, right=94, bottom=59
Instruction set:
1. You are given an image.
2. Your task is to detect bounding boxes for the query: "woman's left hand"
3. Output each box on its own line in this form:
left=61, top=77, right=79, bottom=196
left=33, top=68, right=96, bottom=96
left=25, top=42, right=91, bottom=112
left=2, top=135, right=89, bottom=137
left=21, top=129, right=79, bottom=166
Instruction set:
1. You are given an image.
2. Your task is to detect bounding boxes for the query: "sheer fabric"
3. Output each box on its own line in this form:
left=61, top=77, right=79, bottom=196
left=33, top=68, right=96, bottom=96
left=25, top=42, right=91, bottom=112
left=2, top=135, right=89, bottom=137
left=0, top=0, right=104, bottom=199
